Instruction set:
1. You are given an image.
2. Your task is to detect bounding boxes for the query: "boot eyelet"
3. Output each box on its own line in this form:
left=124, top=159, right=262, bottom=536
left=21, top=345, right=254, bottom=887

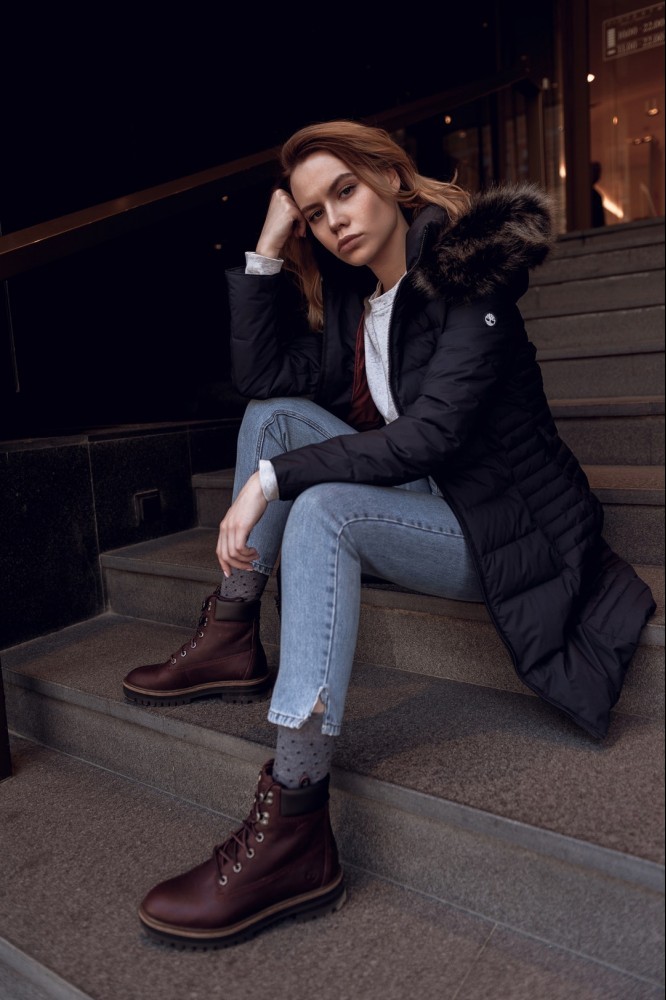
left=218, top=875, right=228, bottom=886
left=246, top=848, right=255, bottom=859
left=233, top=862, right=242, bottom=873
left=190, top=641, right=197, bottom=648
left=265, top=792, right=274, bottom=804
left=170, top=656, right=177, bottom=664
left=255, top=833, right=264, bottom=843
left=258, top=792, right=265, bottom=802
left=197, top=631, right=204, bottom=638
left=180, top=650, right=187, bottom=657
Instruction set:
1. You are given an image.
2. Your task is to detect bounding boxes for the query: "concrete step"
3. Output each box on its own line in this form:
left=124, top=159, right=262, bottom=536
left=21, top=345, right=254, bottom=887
left=192, top=464, right=665, bottom=566
left=522, top=270, right=664, bottom=319
left=2, top=737, right=662, bottom=999
left=531, top=238, right=665, bottom=285
left=527, top=305, right=664, bottom=353
left=97, top=526, right=664, bottom=719
left=537, top=342, right=665, bottom=401
left=194, top=401, right=666, bottom=492
left=551, top=217, right=665, bottom=257
left=1, top=628, right=664, bottom=986
left=550, top=396, right=665, bottom=466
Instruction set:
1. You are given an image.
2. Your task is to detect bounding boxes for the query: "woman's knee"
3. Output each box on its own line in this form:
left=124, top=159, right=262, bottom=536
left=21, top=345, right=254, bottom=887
left=241, top=397, right=290, bottom=428
left=282, top=484, right=357, bottom=546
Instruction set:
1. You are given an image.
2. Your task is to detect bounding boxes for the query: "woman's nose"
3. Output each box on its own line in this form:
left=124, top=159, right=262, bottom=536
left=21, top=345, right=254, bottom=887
left=328, top=210, right=347, bottom=232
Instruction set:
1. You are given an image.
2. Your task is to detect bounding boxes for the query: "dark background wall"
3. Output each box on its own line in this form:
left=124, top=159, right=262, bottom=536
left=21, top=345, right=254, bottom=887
left=0, top=3, right=556, bottom=439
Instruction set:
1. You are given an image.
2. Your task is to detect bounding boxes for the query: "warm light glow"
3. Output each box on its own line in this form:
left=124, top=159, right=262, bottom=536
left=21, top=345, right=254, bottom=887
left=587, top=73, right=595, bottom=83
left=221, top=195, right=229, bottom=202
left=612, top=115, right=619, bottom=125
left=647, top=107, right=659, bottom=117
left=600, top=193, right=624, bottom=219
left=559, top=163, right=567, bottom=179
left=444, top=115, right=452, bottom=125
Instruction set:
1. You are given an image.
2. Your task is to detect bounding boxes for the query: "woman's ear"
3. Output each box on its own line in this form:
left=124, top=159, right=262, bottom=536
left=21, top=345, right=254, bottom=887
left=386, top=168, right=401, bottom=193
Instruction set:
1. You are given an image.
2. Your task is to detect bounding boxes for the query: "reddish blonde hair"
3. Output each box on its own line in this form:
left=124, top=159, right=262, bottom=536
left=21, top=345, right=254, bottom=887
left=279, top=120, right=470, bottom=329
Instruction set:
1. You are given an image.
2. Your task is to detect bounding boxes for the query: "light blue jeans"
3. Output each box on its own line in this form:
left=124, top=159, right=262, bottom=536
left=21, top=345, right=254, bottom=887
left=232, top=398, right=483, bottom=736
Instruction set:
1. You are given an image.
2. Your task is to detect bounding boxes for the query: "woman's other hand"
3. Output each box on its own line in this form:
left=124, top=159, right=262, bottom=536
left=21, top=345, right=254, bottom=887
left=256, top=188, right=306, bottom=259
left=216, top=472, right=268, bottom=577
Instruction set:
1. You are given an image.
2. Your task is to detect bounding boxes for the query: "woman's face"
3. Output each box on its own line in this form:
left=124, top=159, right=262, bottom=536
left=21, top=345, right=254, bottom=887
left=289, top=152, right=407, bottom=275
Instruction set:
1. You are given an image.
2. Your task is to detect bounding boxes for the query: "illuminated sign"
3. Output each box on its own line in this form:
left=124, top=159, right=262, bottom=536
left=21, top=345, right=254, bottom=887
left=603, top=3, right=665, bottom=60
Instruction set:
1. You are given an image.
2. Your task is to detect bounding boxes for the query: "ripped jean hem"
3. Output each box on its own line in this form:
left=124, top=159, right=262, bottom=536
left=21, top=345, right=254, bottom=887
left=267, top=707, right=342, bottom=737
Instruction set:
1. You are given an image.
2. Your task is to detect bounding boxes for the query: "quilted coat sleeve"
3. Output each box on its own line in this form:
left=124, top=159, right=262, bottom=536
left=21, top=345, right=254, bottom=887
left=225, top=266, right=322, bottom=398
left=271, top=297, right=517, bottom=500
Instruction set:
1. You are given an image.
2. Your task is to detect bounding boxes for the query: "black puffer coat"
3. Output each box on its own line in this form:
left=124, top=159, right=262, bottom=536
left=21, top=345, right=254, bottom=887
left=226, top=183, right=655, bottom=740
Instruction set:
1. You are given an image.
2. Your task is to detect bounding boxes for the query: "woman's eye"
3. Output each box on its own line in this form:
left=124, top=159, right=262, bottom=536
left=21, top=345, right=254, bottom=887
left=339, top=185, right=356, bottom=198
left=308, top=209, right=323, bottom=223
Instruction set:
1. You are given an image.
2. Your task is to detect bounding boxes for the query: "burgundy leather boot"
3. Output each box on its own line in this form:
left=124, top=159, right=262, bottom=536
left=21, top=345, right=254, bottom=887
left=138, top=759, right=345, bottom=948
left=122, top=590, right=273, bottom=706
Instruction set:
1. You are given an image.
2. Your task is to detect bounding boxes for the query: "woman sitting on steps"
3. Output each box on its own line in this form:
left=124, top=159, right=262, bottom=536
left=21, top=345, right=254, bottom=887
left=121, top=119, right=655, bottom=949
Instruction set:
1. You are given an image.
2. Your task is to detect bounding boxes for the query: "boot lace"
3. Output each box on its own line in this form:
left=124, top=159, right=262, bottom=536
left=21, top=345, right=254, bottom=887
left=213, top=782, right=274, bottom=886
left=169, top=592, right=216, bottom=664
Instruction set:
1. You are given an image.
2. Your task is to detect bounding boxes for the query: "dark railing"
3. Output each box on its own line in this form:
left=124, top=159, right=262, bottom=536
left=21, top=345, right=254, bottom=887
left=0, top=64, right=542, bottom=774
left=0, top=67, right=538, bottom=284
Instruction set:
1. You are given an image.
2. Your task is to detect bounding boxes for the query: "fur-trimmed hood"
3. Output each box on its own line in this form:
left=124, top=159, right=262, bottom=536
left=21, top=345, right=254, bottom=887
left=413, top=182, right=556, bottom=304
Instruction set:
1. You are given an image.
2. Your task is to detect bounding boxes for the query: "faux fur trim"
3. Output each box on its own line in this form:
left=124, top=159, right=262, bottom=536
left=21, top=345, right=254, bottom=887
left=413, top=182, right=556, bottom=303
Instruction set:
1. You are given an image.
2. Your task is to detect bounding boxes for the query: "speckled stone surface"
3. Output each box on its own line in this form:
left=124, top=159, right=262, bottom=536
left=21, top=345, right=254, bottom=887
left=2, top=614, right=664, bottom=864
left=89, top=431, right=195, bottom=552
left=0, top=738, right=662, bottom=1000
left=0, top=442, right=103, bottom=649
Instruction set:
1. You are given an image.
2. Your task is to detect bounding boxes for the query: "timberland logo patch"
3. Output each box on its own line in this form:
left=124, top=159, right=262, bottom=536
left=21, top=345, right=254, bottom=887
left=484, top=313, right=497, bottom=326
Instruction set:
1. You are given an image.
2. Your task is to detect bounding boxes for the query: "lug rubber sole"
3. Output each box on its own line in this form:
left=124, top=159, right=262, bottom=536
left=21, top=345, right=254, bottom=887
left=138, top=875, right=346, bottom=950
left=122, top=671, right=275, bottom=707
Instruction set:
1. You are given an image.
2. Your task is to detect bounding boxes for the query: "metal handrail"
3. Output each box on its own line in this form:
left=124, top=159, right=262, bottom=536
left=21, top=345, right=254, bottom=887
left=0, top=66, right=532, bottom=282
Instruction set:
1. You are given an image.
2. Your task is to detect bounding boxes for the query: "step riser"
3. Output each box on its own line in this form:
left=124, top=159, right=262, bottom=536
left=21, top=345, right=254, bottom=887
left=540, top=352, right=665, bottom=400
left=528, top=307, right=664, bottom=352
left=555, top=417, right=665, bottom=466
left=4, top=676, right=662, bottom=984
left=522, top=271, right=664, bottom=318
left=533, top=243, right=665, bottom=285
left=555, top=222, right=665, bottom=254
left=102, top=567, right=664, bottom=720
left=194, top=485, right=665, bottom=565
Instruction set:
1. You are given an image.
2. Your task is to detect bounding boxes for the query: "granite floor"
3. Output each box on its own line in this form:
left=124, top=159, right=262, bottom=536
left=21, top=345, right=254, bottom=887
left=0, top=736, right=662, bottom=1000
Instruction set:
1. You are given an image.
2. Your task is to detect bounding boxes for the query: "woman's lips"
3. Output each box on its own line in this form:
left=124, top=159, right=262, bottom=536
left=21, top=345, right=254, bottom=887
left=338, top=234, right=362, bottom=253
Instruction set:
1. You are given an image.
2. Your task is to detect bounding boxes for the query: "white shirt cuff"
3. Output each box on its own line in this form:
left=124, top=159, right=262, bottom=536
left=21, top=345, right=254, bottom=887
left=244, top=252, right=284, bottom=275
left=259, top=460, right=280, bottom=501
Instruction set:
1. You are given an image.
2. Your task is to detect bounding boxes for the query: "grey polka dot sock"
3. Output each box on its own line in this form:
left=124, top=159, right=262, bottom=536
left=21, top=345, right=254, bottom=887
left=217, top=569, right=268, bottom=602
left=273, top=715, right=335, bottom=789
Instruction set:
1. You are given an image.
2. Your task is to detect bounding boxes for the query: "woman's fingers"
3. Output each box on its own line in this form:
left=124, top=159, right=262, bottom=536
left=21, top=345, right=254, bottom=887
left=216, top=472, right=268, bottom=575
left=256, top=188, right=307, bottom=257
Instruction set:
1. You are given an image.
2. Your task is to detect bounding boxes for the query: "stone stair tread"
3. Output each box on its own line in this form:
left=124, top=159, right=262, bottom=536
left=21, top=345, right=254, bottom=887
left=101, top=526, right=664, bottom=638
left=4, top=738, right=660, bottom=1000
left=521, top=271, right=665, bottom=319
left=586, top=464, right=664, bottom=502
left=530, top=243, right=665, bottom=285
left=192, top=463, right=666, bottom=502
left=536, top=338, right=664, bottom=360
left=549, top=395, right=665, bottom=417
left=551, top=218, right=665, bottom=255
left=3, top=614, right=664, bottom=867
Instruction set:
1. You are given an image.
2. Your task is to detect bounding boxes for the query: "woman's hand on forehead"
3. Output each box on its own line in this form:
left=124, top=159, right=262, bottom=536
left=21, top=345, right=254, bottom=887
left=256, top=189, right=307, bottom=259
